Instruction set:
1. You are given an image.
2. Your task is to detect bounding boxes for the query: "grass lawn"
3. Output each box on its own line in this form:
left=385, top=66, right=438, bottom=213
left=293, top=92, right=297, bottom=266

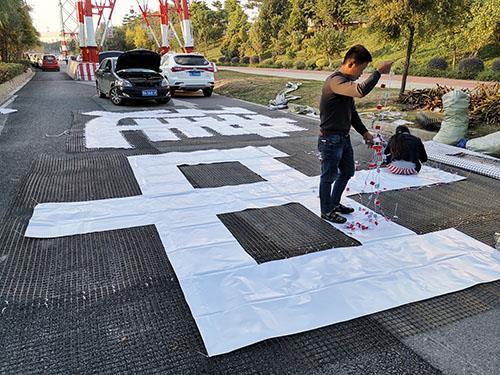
left=214, top=70, right=401, bottom=112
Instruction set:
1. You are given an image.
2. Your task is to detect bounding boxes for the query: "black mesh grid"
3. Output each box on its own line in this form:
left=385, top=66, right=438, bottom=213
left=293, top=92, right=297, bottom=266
left=1, top=138, right=498, bottom=374
left=351, top=168, right=500, bottom=247
left=178, top=161, right=266, bottom=188
left=218, top=203, right=361, bottom=263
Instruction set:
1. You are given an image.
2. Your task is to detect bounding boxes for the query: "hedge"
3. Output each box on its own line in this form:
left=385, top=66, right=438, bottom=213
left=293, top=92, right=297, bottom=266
left=0, top=62, right=26, bottom=84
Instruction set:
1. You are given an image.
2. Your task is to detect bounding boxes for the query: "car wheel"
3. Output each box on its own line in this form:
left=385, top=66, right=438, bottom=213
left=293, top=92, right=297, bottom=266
left=203, top=88, right=213, bottom=97
left=96, top=83, right=106, bottom=98
left=156, top=97, right=171, bottom=105
left=109, top=87, right=123, bottom=105
left=169, top=88, right=176, bottom=97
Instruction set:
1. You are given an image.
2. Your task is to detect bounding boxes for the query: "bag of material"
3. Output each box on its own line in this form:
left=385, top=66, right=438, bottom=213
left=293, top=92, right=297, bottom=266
left=466, top=131, right=500, bottom=157
left=433, top=90, right=469, bottom=145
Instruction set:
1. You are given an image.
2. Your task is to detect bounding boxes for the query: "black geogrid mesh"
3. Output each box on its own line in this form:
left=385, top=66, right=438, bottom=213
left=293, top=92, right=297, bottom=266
left=121, top=130, right=160, bottom=154
left=351, top=166, right=500, bottom=247
left=218, top=203, right=361, bottom=263
left=0, top=147, right=497, bottom=374
left=178, top=161, right=266, bottom=188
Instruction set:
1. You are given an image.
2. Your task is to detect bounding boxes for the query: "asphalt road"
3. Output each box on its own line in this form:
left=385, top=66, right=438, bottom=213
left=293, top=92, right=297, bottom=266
left=0, top=70, right=498, bottom=374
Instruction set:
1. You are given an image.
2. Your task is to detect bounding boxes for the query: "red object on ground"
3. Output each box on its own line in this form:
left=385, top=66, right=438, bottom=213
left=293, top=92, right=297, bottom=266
left=41, top=55, right=60, bottom=71
left=376, top=104, right=383, bottom=110
left=380, top=84, right=386, bottom=88
left=368, top=163, right=377, bottom=169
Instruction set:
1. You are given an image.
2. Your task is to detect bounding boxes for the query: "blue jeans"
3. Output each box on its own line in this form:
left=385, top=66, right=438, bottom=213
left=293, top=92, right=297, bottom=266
left=318, top=134, right=355, bottom=215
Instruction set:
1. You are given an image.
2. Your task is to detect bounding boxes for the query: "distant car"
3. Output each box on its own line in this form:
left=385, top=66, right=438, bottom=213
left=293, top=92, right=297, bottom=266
left=95, top=49, right=170, bottom=106
left=160, top=53, right=215, bottom=97
left=39, top=54, right=60, bottom=71
left=98, top=50, right=123, bottom=63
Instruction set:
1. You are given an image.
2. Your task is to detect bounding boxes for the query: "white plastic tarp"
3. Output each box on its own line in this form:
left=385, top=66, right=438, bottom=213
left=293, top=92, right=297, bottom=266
left=82, top=107, right=306, bottom=149
left=0, top=108, right=17, bottom=114
left=23, top=146, right=496, bottom=357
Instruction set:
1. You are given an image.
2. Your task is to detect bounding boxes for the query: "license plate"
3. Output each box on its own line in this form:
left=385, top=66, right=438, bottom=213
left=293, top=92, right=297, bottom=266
left=142, top=89, right=157, bottom=97
left=189, top=71, right=201, bottom=77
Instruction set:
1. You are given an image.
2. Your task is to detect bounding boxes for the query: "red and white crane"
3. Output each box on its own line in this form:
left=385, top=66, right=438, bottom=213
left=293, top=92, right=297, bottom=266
left=60, top=0, right=195, bottom=64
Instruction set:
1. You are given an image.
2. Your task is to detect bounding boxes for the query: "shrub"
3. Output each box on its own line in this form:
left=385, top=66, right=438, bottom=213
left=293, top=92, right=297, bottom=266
left=294, top=60, right=306, bottom=70
left=218, top=56, right=227, bottom=63
left=273, top=60, right=283, bottom=68
left=260, top=51, right=273, bottom=60
left=306, top=58, right=317, bottom=70
left=492, top=59, right=500, bottom=72
left=316, top=58, right=329, bottom=70
left=475, top=70, right=500, bottom=82
left=0, top=62, right=25, bottom=84
left=259, top=58, right=275, bottom=68
left=458, top=57, right=485, bottom=78
left=250, top=56, right=260, bottom=64
left=241, top=56, right=250, bottom=64
left=427, top=57, right=448, bottom=71
left=230, top=57, right=240, bottom=64
left=276, top=56, right=293, bottom=69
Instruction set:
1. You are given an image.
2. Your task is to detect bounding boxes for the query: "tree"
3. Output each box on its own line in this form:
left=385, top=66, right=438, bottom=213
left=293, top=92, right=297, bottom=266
left=249, top=0, right=290, bottom=57
left=0, top=0, right=40, bottom=61
left=368, top=0, right=467, bottom=95
left=220, top=0, right=250, bottom=58
left=311, top=28, right=346, bottom=64
left=190, top=1, right=226, bottom=53
left=466, top=0, right=500, bottom=56
left=316, top=0, right=351, bottom=29
left=286, top=0, right=308, bottom=52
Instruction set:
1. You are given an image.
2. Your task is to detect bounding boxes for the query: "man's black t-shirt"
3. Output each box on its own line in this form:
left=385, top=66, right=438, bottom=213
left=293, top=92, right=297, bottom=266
left=319, top=70, right=381, bottom=136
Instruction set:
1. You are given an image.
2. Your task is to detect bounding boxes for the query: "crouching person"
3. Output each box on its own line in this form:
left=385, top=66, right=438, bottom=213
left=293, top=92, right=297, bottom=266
left=384, top=125, right=428, bottom=175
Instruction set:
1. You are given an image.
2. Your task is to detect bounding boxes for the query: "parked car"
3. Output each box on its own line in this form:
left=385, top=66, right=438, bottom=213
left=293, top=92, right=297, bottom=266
left=160, top=53, right=215, bottom=97
left=98, top=50, right=123, bottom=63
left=39, top=54, right=60, bottom=71
left=95, top=49, right=170, bottom=106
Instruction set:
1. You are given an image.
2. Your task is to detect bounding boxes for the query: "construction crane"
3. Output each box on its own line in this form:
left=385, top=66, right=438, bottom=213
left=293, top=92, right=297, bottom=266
left=59, top=0, right=195, bottom=63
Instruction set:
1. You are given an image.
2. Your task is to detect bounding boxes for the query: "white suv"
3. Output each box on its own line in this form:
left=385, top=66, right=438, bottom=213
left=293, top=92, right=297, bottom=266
left=160, top=53, right=215, bottom=97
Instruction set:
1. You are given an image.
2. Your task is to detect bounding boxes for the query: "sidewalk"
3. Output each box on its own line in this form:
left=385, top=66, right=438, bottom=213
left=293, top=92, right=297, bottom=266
left=219, top=66, right=491, bottom=90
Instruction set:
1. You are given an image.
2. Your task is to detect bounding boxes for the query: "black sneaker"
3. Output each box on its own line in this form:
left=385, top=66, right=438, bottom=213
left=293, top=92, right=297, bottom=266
left=332, top=204, right=355, bottom=214
left=321, top=212, right=347, bottom=224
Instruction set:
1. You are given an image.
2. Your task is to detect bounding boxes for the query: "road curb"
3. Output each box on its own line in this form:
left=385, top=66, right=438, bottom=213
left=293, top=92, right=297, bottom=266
left=0, top=68, right=35, bottom=106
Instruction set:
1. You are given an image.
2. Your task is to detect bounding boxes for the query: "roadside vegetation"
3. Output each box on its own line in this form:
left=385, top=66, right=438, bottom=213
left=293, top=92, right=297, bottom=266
left=214, top=70, right=499, bottom=138
left=0, top=0, right=39, bottom=83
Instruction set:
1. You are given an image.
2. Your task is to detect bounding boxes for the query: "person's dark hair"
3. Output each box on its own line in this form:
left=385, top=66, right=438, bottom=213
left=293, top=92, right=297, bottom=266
left=342, top=45, right=372, bottom=65
left=390, top=126, right=411, bottom=159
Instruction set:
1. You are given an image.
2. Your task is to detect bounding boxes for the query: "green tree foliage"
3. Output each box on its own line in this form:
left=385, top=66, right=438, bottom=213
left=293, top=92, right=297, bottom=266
left=190, top=1, right=226, bottom=53
left=286, top=0, right=308, bottom=52
left=249, top=0, right=291, bottom=57
left=368, top=0, right=468, bottom=94
left=311, top=28, right=346, bottom=64
left=220, top=0, right=250, bottom=58
left=0, top=0, right=40, bottom=61
left=466, top=0, right=500, bottom=56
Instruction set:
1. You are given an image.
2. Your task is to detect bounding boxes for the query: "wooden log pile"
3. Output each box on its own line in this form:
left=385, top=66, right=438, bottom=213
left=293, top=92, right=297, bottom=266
left=398, top=83, right=499, bottom=129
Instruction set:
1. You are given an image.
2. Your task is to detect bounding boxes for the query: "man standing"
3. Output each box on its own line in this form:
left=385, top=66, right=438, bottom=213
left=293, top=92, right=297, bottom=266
left=318, top=45, right=392, bottom=223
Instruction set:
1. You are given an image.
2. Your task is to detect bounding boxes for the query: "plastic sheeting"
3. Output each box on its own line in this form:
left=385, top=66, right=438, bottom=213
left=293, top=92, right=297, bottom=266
left=0, top=108, right=17, bottom=115
left=425, top=140, right=500, bottom=180
left=82, top=107, right=306, bottom=148
left=466, top=131, right=500, bottom=157
left=23, top=146, right=494, bottom=357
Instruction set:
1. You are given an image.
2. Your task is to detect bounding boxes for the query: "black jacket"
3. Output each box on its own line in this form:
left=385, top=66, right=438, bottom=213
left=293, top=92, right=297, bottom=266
left=384, top=133, right=428, bottom=171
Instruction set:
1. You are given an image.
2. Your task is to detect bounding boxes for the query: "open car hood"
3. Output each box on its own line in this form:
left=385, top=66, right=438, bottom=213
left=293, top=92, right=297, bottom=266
left=115, top=49, right=160, bottom=72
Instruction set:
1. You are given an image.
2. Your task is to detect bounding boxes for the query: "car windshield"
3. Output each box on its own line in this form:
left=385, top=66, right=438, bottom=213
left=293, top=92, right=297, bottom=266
left=173, top=55, right=209, bottom=66
left=44, top=56, right=55, bottom=61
